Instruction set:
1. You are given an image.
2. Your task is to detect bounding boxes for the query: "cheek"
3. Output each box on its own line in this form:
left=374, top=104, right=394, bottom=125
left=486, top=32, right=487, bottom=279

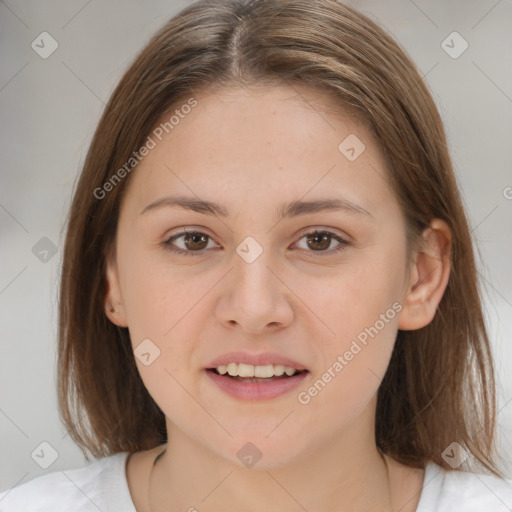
left=118, top=244, right=200, bottom=337
left=115, top=249, right=204, bottom=406
left=120, top=258, right=208, bottom=423
left=319, top=252, right=404, bottom=347
left=298, top=244, right=404, bottom=410
left=295, top=314, right=399, bottom=440
left=117, top=243, right=227, bottom=360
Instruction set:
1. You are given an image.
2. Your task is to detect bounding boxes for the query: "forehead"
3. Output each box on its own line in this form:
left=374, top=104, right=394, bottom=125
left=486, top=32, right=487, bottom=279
left=120, top=83, right=396, bottom=220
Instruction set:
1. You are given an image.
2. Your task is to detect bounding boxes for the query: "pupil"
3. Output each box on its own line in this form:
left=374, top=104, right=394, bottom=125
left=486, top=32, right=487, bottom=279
left=308, top=233, right=330, bottom=251
left=186, top=233, right=207, bottom=250
left=183, top=232, right=331, bottom=252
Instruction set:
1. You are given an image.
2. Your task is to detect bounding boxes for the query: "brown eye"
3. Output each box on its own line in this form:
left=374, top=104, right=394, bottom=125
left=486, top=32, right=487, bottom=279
left=182, top=232, right=209, bottom=250
left=294, top=229, right=350, bottom=256
left=306, top=232, right=332, bottom=251
left=163, top=228, right=349, bottom=257
left=163, top=229, right=218, bottom=256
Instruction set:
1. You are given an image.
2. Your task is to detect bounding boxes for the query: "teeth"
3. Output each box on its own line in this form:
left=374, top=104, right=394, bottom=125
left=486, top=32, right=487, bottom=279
left=254, top=365, right=273, bottom=378
left=215, top=363, right=299, bottom=378
left=227, top=363, right=238, bottom=376
left=238, top=363, right=255, bottom=377
left=273, top=364, right=285, bottom=376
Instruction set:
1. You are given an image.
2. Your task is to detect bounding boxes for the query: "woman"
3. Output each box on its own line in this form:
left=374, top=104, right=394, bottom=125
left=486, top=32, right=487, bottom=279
left=1, top=0, right=511, bottom=510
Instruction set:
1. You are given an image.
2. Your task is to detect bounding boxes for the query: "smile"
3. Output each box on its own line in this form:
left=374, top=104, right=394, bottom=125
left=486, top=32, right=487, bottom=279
left=205, top=365, right=309, bottom=400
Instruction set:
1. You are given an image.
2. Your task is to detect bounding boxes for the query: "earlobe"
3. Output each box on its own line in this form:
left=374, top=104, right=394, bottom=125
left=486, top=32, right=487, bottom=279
left=398, top=219, right=451, bottom=331
left=104, top=256, right=128, bottom=328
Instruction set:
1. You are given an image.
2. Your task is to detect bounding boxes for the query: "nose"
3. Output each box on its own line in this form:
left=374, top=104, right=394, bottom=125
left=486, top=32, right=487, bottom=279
left=215, top=247, right=294, bottom=334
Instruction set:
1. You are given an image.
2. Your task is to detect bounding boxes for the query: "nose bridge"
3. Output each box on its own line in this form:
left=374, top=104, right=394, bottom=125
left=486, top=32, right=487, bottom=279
left=232, top=235, right=277, bottom=303
left=216, top=234, right=293, bottom=332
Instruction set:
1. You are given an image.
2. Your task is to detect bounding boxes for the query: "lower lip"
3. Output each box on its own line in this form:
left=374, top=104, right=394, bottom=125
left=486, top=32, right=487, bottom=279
left=205, top=369, right=309, bottom=400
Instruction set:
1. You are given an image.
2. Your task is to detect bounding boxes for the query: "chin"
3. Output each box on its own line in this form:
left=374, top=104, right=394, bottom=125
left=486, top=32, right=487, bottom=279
left=217, top=432, right=309, bottom=471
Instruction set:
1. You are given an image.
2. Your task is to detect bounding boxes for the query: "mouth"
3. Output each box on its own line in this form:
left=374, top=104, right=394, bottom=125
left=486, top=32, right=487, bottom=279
left=207, top=363, right=308, bottom=381
left=205, top=363, right=310, bottom=400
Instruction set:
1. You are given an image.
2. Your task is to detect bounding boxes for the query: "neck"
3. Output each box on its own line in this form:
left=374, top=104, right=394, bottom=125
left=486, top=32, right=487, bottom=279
left=147, top=426, right=398, bottom=512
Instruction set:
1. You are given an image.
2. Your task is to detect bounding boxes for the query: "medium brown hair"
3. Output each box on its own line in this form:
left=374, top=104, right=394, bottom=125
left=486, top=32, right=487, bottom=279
left=57, top=0, right=504, bottom=476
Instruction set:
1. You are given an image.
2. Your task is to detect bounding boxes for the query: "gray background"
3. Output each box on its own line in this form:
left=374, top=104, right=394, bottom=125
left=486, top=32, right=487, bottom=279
left=1, top=0, right=511, bottom=491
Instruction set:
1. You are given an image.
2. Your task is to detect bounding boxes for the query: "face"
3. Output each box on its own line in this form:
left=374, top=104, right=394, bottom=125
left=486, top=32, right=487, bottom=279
left=105, top=83, right=419, bottom=468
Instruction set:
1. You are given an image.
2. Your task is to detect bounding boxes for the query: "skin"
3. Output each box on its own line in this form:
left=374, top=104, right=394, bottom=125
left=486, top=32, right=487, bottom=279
left=105, top=83, right=451, bottom=511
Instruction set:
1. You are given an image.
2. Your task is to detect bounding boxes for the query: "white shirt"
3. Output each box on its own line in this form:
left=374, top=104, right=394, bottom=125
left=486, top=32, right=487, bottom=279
left=1, top=451, right=511, bottom=511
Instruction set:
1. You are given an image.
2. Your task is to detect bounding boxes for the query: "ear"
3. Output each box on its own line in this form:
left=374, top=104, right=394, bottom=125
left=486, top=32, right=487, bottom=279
left=104, top=251, right=128, bottom=328
left=398, top=218, right=451, bottom=330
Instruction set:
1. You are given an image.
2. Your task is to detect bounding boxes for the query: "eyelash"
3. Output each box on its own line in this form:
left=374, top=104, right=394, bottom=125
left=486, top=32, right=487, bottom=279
left=163, top=228, right=350, bottom=257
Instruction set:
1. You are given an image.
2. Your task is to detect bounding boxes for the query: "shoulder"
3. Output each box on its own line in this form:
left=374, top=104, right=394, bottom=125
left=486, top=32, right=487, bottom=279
left=0, top=452, right=135, bottom=512
left=416, top=460, right=512, bottom=511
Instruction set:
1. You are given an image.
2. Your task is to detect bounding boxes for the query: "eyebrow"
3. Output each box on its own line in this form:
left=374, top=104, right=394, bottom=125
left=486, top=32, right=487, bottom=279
left=140, top=195, right=372, bottom=219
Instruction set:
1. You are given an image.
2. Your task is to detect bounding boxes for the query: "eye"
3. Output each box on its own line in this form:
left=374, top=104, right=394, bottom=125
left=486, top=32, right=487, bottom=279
left=293, top=229, right=350, bottom=256
left=163, top=228, right=219, bottom=256
left=163, top=228, right=350, bottom=257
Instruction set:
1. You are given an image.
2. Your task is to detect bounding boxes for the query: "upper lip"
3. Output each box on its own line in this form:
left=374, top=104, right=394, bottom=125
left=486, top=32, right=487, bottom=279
left=206, top=351, right=308, bottom=371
